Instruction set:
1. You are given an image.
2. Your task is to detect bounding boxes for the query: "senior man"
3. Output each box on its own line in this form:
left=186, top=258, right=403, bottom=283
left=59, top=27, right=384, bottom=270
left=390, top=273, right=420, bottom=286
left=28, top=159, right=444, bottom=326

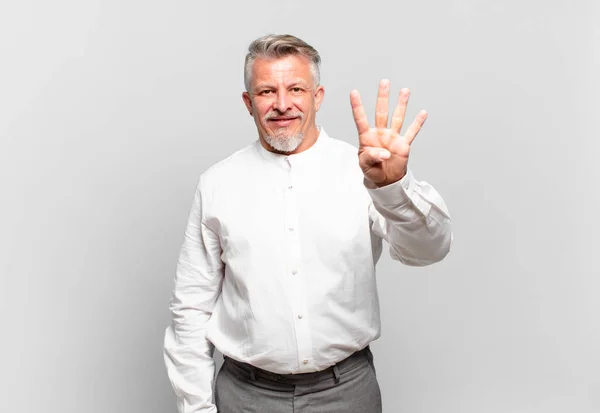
left=164, top=33, right=452, bottom=413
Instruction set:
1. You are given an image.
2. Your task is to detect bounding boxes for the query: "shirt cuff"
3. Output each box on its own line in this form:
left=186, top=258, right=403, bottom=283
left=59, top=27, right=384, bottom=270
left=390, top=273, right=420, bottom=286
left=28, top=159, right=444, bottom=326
left=363, top=169, right=416, bottom=207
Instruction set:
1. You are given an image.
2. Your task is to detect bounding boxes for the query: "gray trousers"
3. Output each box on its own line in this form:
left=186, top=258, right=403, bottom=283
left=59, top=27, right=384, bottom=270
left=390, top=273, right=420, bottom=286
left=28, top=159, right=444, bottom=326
left=214, top=346, right=382, bottom=413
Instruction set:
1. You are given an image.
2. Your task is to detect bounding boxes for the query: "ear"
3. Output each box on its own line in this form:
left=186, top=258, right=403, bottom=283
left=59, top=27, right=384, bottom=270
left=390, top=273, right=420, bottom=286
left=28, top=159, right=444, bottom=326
left=242, top=92, right=253, bottom=116
left=314, top=85, right=325, bottom=111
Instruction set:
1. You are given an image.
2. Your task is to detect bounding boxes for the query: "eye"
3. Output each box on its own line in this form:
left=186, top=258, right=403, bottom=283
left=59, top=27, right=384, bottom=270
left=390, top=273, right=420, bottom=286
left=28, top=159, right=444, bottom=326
left=291, top=87, right=303, bottom=93
left=260, top=90, right=274, bottom=95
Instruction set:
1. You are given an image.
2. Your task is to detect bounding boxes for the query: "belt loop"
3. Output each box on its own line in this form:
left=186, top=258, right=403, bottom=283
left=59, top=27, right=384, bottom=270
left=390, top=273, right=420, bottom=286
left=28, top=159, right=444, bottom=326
left=332, top=365, right=341, bottom=383
left=249, top=366, right=256, bottom=381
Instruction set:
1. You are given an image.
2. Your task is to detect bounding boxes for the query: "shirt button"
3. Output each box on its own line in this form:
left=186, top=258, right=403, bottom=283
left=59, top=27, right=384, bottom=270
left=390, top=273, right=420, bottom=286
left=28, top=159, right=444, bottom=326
left=292, top=270, right=297, bottom=275
left=288, top=227, right=294, bottom=232
left=297, top=314, right=303, bottom=319
left=288, top=185, right=293, bottom=190
left=303, top=360, right=308, bottom=364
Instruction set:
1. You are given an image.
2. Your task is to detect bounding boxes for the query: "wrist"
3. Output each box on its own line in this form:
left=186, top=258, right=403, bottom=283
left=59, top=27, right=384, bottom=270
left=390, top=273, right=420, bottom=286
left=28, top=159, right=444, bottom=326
left=375, top=171, right=406, bottom=188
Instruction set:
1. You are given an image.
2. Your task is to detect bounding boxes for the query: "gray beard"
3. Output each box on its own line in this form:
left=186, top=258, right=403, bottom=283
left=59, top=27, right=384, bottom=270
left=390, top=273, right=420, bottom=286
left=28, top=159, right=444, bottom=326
left=263, top=130, right=305, bottom=153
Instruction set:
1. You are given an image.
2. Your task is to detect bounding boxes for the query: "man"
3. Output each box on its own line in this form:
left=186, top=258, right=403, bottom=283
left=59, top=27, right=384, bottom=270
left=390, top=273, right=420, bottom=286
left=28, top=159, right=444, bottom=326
left=164, top=34, right=452, bottom=413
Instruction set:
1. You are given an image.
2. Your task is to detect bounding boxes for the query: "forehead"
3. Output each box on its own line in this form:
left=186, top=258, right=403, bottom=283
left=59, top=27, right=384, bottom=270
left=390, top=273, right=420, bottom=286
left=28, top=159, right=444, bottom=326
left=251, top=55, right=313, bottom=86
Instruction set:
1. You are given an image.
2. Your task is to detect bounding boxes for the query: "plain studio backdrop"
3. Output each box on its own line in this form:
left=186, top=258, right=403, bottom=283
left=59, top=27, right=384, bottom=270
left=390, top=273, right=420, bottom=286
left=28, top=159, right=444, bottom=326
left=1, top=0, right=599, bottom=412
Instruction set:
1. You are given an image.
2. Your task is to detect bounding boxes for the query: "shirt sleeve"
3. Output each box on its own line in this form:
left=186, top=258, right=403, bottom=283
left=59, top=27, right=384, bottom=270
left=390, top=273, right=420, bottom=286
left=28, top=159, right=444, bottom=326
left=163, top=177, right=224, bottom=413
left=366, top=169, right=452, bottom=266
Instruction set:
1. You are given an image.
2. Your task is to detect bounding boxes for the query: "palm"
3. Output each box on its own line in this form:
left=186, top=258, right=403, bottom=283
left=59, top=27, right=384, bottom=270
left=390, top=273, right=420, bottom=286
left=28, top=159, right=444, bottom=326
left=358, top=128, right=410, bottom=184
left=350, top=80, right=427, bottom=186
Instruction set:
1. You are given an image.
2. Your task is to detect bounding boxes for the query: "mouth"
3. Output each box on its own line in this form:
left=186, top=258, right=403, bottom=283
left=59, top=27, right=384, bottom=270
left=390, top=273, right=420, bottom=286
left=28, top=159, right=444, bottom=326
left=267, top=117, right=299, bottom=127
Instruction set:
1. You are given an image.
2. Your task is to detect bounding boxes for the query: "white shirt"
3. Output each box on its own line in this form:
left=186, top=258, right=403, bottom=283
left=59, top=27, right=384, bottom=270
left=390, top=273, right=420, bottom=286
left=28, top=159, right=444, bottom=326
left=163, top=127, right=452, bottom=413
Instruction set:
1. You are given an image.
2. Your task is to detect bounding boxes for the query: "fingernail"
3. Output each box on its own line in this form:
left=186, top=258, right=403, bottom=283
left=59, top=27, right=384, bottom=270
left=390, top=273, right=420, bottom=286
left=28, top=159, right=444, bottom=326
left=379, top=150, right=391, bottom=160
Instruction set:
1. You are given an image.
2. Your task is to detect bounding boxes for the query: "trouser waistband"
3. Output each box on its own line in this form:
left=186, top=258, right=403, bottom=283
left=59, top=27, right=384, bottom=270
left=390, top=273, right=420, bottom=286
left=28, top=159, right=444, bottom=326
left=223, top=346, right=372, bottom=386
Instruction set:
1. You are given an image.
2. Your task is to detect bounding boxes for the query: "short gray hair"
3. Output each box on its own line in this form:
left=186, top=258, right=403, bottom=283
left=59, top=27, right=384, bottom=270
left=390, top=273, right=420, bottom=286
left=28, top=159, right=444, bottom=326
left=244, top=34, right=321, bottom=91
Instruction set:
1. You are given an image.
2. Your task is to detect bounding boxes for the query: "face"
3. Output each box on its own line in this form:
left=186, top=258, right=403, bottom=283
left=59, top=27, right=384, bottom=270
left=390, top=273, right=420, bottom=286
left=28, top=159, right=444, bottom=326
left=242, top=55, right=325, bottom=154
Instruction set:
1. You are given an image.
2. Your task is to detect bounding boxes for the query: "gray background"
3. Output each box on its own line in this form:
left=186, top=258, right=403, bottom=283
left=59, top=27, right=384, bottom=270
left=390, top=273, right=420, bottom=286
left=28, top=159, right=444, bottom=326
left=1, top=0, right=598, bottom=412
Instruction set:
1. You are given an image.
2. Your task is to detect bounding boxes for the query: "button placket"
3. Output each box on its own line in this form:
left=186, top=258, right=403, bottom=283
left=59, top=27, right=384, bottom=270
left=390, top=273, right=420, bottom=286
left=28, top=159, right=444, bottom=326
left=285, top=171, right=301, bottom=283
left=283, top=161, right=313, bottom=370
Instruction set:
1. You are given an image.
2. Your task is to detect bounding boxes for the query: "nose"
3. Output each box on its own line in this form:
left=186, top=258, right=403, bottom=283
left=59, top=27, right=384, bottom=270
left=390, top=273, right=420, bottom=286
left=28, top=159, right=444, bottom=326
left=273, top=89, right=293, bottom=113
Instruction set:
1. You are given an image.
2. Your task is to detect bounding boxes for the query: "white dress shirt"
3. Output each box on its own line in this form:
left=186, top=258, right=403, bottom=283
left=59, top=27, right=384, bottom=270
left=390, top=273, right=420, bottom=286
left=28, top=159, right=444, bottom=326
left=163, top=127, right=452, bottom=413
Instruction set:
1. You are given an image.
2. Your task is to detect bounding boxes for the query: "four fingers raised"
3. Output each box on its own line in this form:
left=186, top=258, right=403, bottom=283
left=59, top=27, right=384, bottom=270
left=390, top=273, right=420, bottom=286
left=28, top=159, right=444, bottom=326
left=350, top=81, right=426, bottom=144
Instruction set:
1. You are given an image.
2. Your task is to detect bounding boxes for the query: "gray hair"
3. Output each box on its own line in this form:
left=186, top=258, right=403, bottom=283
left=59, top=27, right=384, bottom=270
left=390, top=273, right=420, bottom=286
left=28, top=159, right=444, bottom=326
left=244, top=34, right=321, bottom=91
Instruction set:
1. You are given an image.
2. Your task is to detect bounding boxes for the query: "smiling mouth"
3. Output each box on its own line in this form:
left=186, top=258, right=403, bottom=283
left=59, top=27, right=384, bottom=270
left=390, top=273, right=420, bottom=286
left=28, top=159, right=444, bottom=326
left=268, top=117, right=298, bottom=127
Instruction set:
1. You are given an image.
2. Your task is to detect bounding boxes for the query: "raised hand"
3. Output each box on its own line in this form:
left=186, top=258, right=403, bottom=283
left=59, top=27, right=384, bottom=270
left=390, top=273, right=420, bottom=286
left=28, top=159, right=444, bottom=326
left=350, top=79, right=428, bottom=187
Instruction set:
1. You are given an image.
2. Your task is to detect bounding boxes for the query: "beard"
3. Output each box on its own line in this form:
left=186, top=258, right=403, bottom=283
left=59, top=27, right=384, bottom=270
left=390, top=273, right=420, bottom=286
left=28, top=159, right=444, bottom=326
left=263, top=130, right=305, bottom=153
left=262, top=111, right=305, bottom=153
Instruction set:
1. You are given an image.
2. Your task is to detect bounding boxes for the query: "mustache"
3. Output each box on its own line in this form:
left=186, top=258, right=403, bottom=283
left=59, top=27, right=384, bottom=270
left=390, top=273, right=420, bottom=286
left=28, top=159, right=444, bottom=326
left=264, top=111, right=304, bottom=121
